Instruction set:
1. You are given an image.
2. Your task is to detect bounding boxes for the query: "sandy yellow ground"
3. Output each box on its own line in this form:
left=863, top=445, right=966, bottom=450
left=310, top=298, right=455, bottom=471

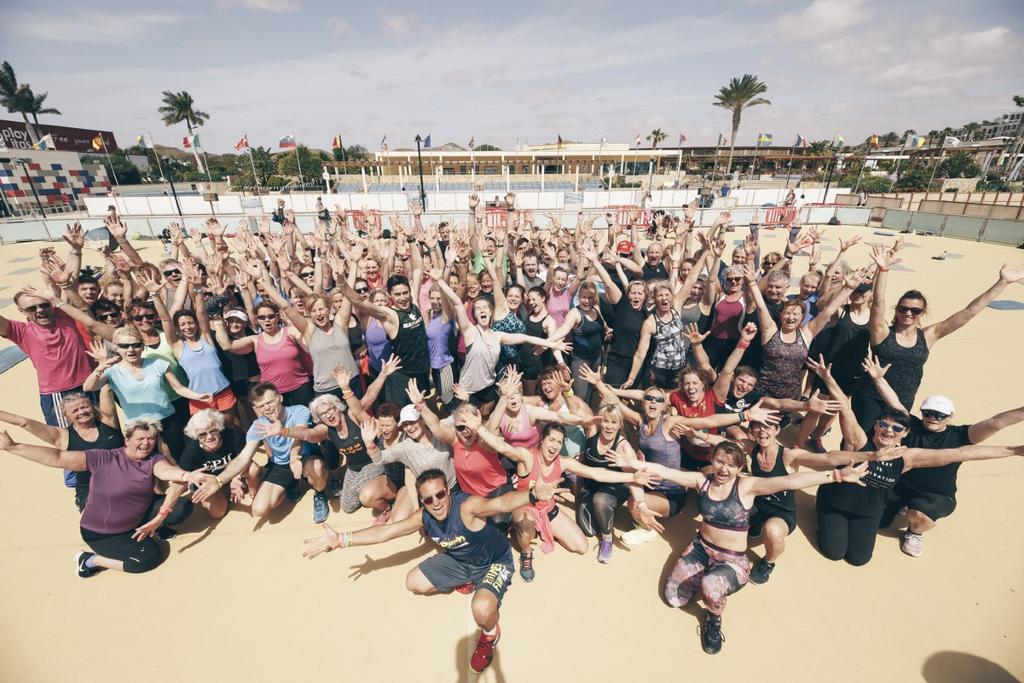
left=0, top=226, right=1021, bottom=682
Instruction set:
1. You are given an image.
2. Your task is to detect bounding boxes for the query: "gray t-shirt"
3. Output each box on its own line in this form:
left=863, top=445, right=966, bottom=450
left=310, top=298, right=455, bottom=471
left=379, top=436, right=456, bottom=488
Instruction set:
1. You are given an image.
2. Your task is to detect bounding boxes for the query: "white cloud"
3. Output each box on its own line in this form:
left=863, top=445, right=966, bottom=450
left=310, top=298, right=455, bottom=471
left=10, top=11, right=182, bottom=45
left=215, top=0, right=300, bottom=11
left=382, top=13, right=415, bottom=36
left=326, top=16, right=351, bottom=35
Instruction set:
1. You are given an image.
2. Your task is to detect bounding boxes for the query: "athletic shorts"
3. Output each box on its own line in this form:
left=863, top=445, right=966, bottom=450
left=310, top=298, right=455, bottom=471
left=748, top=503, right=797, bottom=537
left=261, top=461, right=300, bottom=489
left=468, top=384, right=499, bottom=407
left=418, top=552, right=514, bottom=604
left=651, top=488, right=687, bottom=517
left=887, top=482, right=956, bottom=522
left=189, top=387, right=238, bottom=414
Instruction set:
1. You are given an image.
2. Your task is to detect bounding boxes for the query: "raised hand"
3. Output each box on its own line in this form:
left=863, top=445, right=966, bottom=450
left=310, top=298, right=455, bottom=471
left=805, top=389, right=842, bottom=416
left=861, top=351, right=891, bottom=380
left=359, top=416, right=379, bottom=445
left=406, top=378, right=425, bottom=405
left=869, top=244, right=901, bottom=270
left=468, top=193, right=480, bottom=210
left=683, top=322, right=710, bottom=346
left=998, top=263, right=1024, bottom=284
left=745, top=399, right=780, bottom=425
left=104, top=214, right=127, bottom=240
left=63, top=222, right=85, bottom=251
left=838, top=235, right=862, bottom=251
left=504, top=192, right=516, bottom=209
left=577, top=363, right=603, bottom=386
left=380, top=354, right=403, bottom=378
left=138, top=270, right=164, bottom=295
left=805, top=353, right=833, bottom=381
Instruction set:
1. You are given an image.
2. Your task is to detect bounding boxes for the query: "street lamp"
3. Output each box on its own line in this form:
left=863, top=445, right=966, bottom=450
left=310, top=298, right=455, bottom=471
left=13, top=158, right=46, bottom=216
left=414, top=135, right=427, bottom=209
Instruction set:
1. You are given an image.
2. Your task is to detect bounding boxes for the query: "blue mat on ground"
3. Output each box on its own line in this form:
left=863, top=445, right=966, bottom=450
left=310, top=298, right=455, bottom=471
left=873, top=231, right=895, bottom=236
left=987, top=300, right=1024, bottom=311
left=0, top=346, right=27, bottom=374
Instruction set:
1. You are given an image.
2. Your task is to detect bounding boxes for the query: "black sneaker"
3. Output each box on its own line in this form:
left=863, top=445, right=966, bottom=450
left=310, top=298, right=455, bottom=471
left=155, top=526, right=177, bottom=542
left=519, top=552, right=535, bottom=582
left=701, top=614, right=724, bottom=655
left=74, top=551, right=103, bottom=579
left=749, top=558, right=775, bottom=585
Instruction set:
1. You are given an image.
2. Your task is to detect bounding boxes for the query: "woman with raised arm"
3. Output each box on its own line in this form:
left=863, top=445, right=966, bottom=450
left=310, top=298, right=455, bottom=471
left=132, top=270, right=191, bottom=425
left=0, top=418, right=213, bottom=578
left=424, top=283, right=457, bottom=409
left=701, top=237, right=747, bottom=370
left=525, top=366, right=597, bottom=458
left=644, top=441, right=870, bottom=654
left=481, top=256, right=527, bottom=381
left=623, top=282, right=688, bottom=390
left=550, top=279, right=607, bottom=404
left=170, top=301, right=238, bottom=426
left=852, top=247, right=1024, bottom=431
left=590, top=248, right=649, bottom=388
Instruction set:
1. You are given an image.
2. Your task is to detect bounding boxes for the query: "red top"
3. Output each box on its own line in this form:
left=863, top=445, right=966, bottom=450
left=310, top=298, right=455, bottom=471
left=515, top=451, right=563, bottom=515
left=669, top=387, right=720, bottom=462
left=3, top=311, right=95, bottom=393
left=453, top=439, right=507, bottom=496
left=254, top=332, right=309, bottom=393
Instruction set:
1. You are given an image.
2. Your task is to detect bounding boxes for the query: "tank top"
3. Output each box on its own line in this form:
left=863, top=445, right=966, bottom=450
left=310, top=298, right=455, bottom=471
left=609, top=298, right=646, bottom=359
left=254, top=331, right=308, bottom=393
left=364, top=319, right=391, bottom=373
left=669, top=387, right=720, bottom=462
left=698, top=476, right=751, bottom=531
left=498, top=409, right=540, bottom=450
left=751, top=444, right=795, bottom=512
left=546, top=287, right=572, bottom=327
left=453, top=440, right=509, bottom=496
left=709, top=296, right=743, bottom=340
left=580, top=434, right=626, bottom=475
left=553, top=400, right=586, bottom=457
left=308, top=323, right=358, bottom=392
left=860, top=327, right=929, bottom=409
left=651, top=310, right=686, bottom=370
left=819, top=442, right=905, bottom=516
left=637, top=417, right=683, bottom=492
left=571, top=310, right=604, bottom=362
left=678, top=303, right=705, bottom=359
left=515, top=452, right=563, bottom=516
left=491, top=310, right=525, bottom=367
left=142, top=331, right=187, bottom=399
left=459, top=328, right=502, bottom=394
left=422, top=490, right=512, bottom=567
left=67, top=421, right=125, bottom=493
left=327, top=413, right=371, bottom=471
left=426, top=313, right=455, bottom=369
left=178, top=337, right=230, bottom=395
left=391, top=305, right=429, bottom=375
left=521, top=314, right=551, bottom=371
left=218, top=335, right=260, bottom=383
left=758, top=329, right=808, bottom=400
left=347, top=318, right=364, bottom=353
left=822, top=305, right=869, bottom=387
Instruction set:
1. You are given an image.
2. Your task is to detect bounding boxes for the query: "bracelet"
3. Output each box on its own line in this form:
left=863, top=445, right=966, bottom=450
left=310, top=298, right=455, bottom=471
left=736, top=339, right=750, bottom=350
left=878, top=267, right=889, bottom=272
left=59, top=281, right=73, bottom=290
left=55, top=301, right=66, bottom=309
left=738, top=410, right=746, bottom=422
left=562, top=389, right=574, bottom=398
left=339, top=531, right=351, bottom=549
left=282, top=426, right=292, bottom=439
left=832, top=468, right=842, bottom=483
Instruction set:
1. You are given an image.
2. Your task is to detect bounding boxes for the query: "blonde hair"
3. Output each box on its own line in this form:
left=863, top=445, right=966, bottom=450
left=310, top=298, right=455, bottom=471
left=124, top=417, right=162, bottom=439
left=597, top=402, right=624, bottom=424
left=112, top=325, right=143, bottom=344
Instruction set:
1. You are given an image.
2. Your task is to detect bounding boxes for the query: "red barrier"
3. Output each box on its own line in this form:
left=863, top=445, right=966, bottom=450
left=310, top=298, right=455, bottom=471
left=484, top=207, right=507, bottom=229
left=764, top=206, right=798, bottom=226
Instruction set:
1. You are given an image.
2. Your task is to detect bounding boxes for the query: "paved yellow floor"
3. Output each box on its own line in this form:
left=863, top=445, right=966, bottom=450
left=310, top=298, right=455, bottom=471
left=0, top=227, right=1021, bottom=682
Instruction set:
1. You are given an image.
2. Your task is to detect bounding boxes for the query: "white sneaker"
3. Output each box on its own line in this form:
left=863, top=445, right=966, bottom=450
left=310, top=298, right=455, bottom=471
left=622, top=527, right=659, bottom=547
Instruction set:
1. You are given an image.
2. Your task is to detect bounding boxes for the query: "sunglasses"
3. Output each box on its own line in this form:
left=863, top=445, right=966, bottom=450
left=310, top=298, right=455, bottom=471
left=725, top=277, right=744, bottom=283
left=876, top=420, right=907, bottom=434
left=98, top=311, right=120, bottom=320
left=256, top=314, right=278, bottom=321
left=921, top=410, right=950, bottom=420
left=116, top=342, right=144, bottom=350
left=22, top=302, right=52, bottom=313
left=420, top=489, right=448, bottom=506
left=454, top=424, right=471, bottom=433
left=195, top=430, right=220, bottom=441
left=896, top=305, right=924, bottom=316
left=355, top=287, right=369, bottom=294
left=300, top=271, right=315, bottom=277
left=131, top=313, right=157, bottom=322
left=643, top=395, right=666, bottom=404
left=163, top=269, right=181, bottom=277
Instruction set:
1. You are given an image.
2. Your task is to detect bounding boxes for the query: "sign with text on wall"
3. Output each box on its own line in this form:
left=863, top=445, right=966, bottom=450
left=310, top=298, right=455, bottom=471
left=0, top=120, right=119, bottom=154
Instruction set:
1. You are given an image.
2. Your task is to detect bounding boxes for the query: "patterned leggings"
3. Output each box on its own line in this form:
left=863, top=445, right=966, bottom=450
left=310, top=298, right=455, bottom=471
left=663, top=534, right=750, bottom=615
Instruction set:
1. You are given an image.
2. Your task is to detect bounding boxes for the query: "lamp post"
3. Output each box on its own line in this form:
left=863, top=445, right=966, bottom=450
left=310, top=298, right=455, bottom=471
left=414, top=134, right=427, bottom=209
left=14, top=158, right=46, bottom=216
left=162, top=156, right=184, bottom=218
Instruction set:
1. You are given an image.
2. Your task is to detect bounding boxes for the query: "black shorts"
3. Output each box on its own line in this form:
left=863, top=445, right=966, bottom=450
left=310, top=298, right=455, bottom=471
left=418, top=552, right=514, bottom=604
left=679, top=451, right=710, bottom=472
left=886, top=482, right=956, bottom=523
left=748, top=503, right=797, bottom=537
left=262, top=461, right=300, bottom=489
left=468, top=384, right=499, bottom=407
left=650, top=488, right=687, bottom=516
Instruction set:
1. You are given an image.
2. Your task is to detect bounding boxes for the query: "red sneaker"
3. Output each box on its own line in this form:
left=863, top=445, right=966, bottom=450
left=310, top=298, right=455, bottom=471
left=470, top=625, right=501, bottom=673
left=454, top=582, right=474, bottom=595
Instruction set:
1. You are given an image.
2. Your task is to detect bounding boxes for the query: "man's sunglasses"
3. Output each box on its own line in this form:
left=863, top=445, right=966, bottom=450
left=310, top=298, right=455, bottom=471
left=131, top=313, right=157, bottom=322
left=877, top=420, right=906, bottom=434
left=921, top=410, right=950, bottom=420
left=420, top=489, right=448, bottom=506
left=725, top=277, right=744, bottom=283
left=22, top=302, right=52, bottom=313
left=97, top=311, right=121, bottom=320
left=454, top=424, right=472, bottom=433
left=163, top=269, right=181, bottom=277
left=116, top=342, right=144, bottom=350
left=300, top=271, right=315, bottom=277
left=896, top=305, right=924, bottom=316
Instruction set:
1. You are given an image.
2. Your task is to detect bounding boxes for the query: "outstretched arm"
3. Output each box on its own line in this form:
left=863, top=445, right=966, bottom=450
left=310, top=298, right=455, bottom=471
left=303, top=512, right=425, bottom=558
left=925, top=265, right=1024, bottom=346
left=746, top=461, right=867, bottom=496
left=0, top=432, right=86, bottom=470
left=902, top=444, right=1024, bottom=470
left=968, top=405, right=1024, bottom=445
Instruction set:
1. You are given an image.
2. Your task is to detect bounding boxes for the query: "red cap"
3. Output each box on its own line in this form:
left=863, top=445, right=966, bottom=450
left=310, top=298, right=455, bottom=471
left=617, top=240, right=634, bottom=255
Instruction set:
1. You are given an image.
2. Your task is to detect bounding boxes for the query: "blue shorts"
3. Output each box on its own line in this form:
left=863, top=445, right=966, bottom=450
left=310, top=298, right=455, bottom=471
left=418, top=552, right=514, bottom=604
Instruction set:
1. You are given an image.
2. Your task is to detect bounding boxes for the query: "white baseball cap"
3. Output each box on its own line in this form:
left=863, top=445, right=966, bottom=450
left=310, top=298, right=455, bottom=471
left=399, top=405, right=421, bottom=425
left=920, top=395, right=955, bottom=416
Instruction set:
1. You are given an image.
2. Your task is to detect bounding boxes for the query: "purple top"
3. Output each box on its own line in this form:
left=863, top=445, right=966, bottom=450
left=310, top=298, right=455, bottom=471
left=426, top=313, right=454, bottom=369
left=81, top=447, right=166, bottom=535
left=364, top=318, right=392, bottom=372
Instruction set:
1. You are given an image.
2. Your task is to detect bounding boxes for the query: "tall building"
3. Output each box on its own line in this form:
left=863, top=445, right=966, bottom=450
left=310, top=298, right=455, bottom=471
left=979, top=111, right=1023, bottom=140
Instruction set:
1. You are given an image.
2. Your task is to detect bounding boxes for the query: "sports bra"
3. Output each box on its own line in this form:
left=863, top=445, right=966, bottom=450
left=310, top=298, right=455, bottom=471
left=698, top=475, right=751, bottom=532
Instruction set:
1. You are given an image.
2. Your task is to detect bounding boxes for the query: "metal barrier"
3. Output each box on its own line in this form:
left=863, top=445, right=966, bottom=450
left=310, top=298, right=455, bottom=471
left=764, top=206, right=797, bottom=226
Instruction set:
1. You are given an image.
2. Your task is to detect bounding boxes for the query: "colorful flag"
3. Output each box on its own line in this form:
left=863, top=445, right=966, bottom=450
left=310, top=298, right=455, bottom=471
left=717, top=133, right=728, bottom=146
left=634, top=135, right=642, bottom=147
left=557, top=134, right=564, bottom=146
left=832, top=135, right=845, bottom=148
left=794, top=134, right=810, bottom=148
left=91, top=134, right=104, bottom=151
left=279, top=134, right=296, bottom=149
left=904, top=134, right=926, bottom=149
left=678, top=133, right=687, bottom=145
left=32, top=134, right=55, bottom=151
left=868, top=134, right=879, bottom=148
left=468, top=136, right=475, bottom=149
left=757, top=133, right=773, bottom=146
left=423, top=134, right=432, bottom=148
left=135, top=133, right=154, bottom=149
left=331, top=134, right=342, bottom=150
left=183, top=134, right=201, bottom=149
left=942, top=136, right=961, bottom=148
left=380, top=135, right=388, bottom=151
left=235, top=134, right=249, bottom=152
left=600, top=136, right=607, bottom=144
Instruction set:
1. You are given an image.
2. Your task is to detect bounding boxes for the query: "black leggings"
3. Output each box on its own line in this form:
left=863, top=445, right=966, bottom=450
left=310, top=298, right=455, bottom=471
left=603, top=354, right=632, bottom=388
left=577, top=483, right=629, bottom=537
left=283, top=381, right=314, bottom=408
left=79, top=494, right=192, bottom=574
left=816, top=496, right=881, bottom=567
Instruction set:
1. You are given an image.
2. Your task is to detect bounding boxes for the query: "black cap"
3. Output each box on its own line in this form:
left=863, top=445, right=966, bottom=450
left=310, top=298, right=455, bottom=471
left=855, top=283, right=872, bottom=293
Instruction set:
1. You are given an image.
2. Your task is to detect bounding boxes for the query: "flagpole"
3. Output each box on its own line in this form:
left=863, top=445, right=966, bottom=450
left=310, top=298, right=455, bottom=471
left=246, top=136, right=261, bottom=191
left=99, top=136, right=121, bottom=188
left=852, top=150, right=868, bottom=194
left=750, top=137, right=760, bottom=181
left=293, top=134, right=306, bottom=189
left=925, top=140, right=944, bottom=194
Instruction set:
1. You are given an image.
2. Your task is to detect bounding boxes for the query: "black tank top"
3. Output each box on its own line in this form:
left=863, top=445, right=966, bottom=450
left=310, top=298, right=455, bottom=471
left=698, top=476, right=751, bottom=531
left=823, top=305, right=869, bottom=385
left=581, top=434, right=626, bottom=474
left=391, top=305, right=429, bottom=375
left=422, top=490, right=512, bottom=567
left=521, top=313, right=551, bottom=370
left=68, top=422, right=125, bottom=490
left=347, top=318, right=364, bottom=353
left=860, top=327, right=929, bottom=409
left=328, top=413, right=371, bottom=472
left=751, top=444, right=795, bottom=512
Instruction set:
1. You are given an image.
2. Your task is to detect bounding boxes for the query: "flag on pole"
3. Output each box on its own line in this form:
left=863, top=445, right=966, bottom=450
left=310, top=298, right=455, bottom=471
left=278, top=134, right=296, bottom=149
left=757, top=133, right=773, bottom=145
left=91, top=134, right=104, bottom=151
left=717, top=133, right=728, bottom=146
left=794, top=134, right=810, bottom=148
left=331, top=135, right=342, bottom=150
left=468, top=136, right=475, bottom=150
left=235, top=134, right=250, bottom=152
left=904, top=134, right=926, bottom=149
left=678, top=133, right=687, bottom=145
left=135, top=133, right=155, bottom=149
left=868, top=134, right=879, bottom=148
left=380, top=135, right=388, bottom=151
left=634, top=135, right=642, bottom=148
left=832, top=135, right=845, bottom=148
left=32, top=134, right=55, bottom=151
left=557, top=134, right=563, bottom=146
left=942, top=136, right=961, bottom=148
left=423, top=134, right=432, bottom=148
left=600, top=136, right=607, bottom=144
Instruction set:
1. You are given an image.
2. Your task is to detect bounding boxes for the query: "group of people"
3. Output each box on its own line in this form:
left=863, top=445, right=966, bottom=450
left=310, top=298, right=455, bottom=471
left=2, top=194, right=1022, bottom=668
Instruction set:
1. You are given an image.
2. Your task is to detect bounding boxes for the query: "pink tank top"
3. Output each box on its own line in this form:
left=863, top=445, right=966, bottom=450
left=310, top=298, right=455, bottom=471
left=255, top=332, right=309, bottom=393
left=710, top=296, right=743, bottom=340
left=546, top=287, right=572, bottom=327
left=499, top=409, right=541, bottom=449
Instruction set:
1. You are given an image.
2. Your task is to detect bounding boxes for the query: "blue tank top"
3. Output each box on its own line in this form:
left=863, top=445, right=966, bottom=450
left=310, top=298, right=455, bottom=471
left=426, top=313, right=454, bottom=369
left=421, top=491, right=512, bottom=567
left=637, top=417, right=683, bottom=492
left=364, top=319, right=392, bottom=372
left=178, top=338, right=230, bottom=394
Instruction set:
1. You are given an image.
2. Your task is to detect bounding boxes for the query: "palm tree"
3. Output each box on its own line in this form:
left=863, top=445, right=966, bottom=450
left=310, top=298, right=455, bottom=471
left=0, top=61, right=38, bottom=142
left=713, top=74, right=770, bottom=175
left=962, top=122, right=981, bottom=141
left=24, top=87, right=60, bottom=128
left=158, top=90, right=210, bottom=135
left=647, top=128, right=666, bottom=173
left=879, top=131, right=899, bottom=147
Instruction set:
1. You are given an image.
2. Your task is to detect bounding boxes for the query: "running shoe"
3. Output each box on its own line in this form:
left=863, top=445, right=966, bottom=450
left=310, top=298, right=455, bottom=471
left=155, top=526, right=177, bottom=542
left=454, top=583, right=475, bottom=595
left=749, top=558, right=776, bottom=585
left=622, top=527, right=658, bottom=547
left=312, top=491, right=329, bottom=524
left=519, top=552, right=535, bottom=582
left=470, top=625, right=501, bottom=673
left=597, top=538, right=613, bottom=564
left=74, top=551, right=103, bottom=579
left=900, top=530, right=923, bottom=558
left=700, top=614, right=725, bottom=655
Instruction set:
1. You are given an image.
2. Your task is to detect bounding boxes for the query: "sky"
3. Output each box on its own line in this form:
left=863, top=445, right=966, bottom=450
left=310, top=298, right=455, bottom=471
left=2, top=0, right=1022, bottom=153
